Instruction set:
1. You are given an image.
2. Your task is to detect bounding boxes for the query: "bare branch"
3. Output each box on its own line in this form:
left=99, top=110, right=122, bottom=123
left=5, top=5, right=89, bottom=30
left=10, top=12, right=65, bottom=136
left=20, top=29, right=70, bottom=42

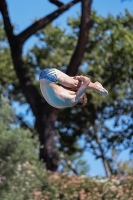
left=66, top=0, right=93, bottom=76
left=94, top=125, right=111, bottom=177
left=0, top=0, right=14, bottom=40
left=49, top=0, right=64, bottom=7
left=60, top=154, right=78, bottom=175
left=17, top=0, right=80, bottom=45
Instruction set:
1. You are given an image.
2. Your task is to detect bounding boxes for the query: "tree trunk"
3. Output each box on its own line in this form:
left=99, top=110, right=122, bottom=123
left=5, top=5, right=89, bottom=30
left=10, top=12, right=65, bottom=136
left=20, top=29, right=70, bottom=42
left=103, top=159, right=110, bottom=177
left=0, top=0, right=92, bottom=172
left=36, top=105, right=60, bottom=171
left=95, top=132, right=111, bottom=177
left=10, top=39, right=60, bottom=171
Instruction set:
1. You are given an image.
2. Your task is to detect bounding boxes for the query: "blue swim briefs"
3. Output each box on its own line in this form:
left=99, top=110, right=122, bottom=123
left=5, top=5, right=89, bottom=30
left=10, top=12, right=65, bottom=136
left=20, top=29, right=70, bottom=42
left=39, top=68, right=59, bottom=84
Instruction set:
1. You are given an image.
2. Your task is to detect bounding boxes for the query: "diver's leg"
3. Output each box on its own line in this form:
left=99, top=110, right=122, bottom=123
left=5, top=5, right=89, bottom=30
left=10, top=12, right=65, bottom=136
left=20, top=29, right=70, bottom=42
left=55, top=70, right=108, bottom=95
left=55, top=69, right=81, bottom=88
left=74, top=76, right=108, bottom=96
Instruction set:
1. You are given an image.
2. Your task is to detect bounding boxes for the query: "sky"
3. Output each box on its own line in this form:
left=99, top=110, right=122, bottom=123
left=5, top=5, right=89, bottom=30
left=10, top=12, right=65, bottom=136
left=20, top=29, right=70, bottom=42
left=1, top=0, right=133, bottom=176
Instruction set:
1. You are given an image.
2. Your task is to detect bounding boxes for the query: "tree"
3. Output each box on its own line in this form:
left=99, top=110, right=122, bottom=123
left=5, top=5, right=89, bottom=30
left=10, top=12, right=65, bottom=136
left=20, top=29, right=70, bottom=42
left=1, top=0, right=133, bottom=177
left=0, top=0, right=92, bottom=172
left=26, top=10, right=133, bottom=177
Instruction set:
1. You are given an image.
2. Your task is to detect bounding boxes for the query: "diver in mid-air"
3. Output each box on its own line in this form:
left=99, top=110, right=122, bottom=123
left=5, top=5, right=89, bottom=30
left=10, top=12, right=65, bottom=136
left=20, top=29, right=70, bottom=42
left=39, top=68, right=108, bottom=109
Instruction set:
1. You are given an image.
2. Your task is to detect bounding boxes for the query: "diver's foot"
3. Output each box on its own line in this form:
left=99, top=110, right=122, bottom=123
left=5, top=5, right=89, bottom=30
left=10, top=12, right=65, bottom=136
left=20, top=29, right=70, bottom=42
left=89, top=82, right=108, bottom=96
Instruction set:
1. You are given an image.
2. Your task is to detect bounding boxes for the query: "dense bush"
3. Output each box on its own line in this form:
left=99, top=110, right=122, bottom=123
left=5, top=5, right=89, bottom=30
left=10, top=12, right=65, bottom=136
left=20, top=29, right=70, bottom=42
left=34, top=173, right=133, bottom=200
left=0, top=95, right=47, bottom=200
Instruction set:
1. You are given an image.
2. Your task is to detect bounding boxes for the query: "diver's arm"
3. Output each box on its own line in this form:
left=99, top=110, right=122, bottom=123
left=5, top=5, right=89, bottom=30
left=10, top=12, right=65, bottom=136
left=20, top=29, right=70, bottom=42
left=75, top=76, right=90, bottom=101
left=68, top=76, right=90, bottom=105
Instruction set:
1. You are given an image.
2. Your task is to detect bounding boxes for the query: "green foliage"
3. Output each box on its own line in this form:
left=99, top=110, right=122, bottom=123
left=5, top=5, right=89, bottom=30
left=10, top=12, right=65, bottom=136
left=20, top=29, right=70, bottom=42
left=0, top=95, right=49, bottom=200
left=59, top=151, right=90, bottom=175
left=1, top=9, right=133, bottom=175
left=28, top=23, right=76, bottom=71
left=67, top=10, right=133, bottom=169
left=83, top=10, right=133, bottom=171
left=111, top=149, right=133, bottom=175
left=29, top=10, right=133, bottom=175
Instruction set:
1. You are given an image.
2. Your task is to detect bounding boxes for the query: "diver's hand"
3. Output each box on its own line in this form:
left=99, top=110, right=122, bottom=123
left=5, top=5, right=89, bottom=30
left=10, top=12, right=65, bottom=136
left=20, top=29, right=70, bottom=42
left=74, top=76, right=90, bottom=88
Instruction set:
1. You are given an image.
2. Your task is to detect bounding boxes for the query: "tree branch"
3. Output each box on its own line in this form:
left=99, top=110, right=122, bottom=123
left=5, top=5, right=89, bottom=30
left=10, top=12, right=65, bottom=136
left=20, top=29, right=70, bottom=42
left=60, top=153, right=78, bottom=175
left=49, top=0, right=64, bottom=7
left=0, top=0, right=14, bottom=40
left=17, top=0, right=80, bottom=45
left=94, top=125, right=111, bottom=177
left=66, top=0, right=93, bottom=76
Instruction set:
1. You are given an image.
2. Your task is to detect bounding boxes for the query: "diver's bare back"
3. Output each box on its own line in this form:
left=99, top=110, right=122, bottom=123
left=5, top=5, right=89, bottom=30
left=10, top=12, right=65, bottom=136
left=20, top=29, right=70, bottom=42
left=40, top=79, right=76, bottom=109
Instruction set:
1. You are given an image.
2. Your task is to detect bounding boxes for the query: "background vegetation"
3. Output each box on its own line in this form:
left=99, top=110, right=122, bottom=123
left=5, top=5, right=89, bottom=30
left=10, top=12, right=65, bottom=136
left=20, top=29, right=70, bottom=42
left=0, top=0, right=133, bottom=199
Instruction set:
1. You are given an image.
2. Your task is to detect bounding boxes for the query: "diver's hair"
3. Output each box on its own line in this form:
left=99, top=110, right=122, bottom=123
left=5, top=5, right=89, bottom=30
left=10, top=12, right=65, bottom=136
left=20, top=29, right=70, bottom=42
left=75, top=93, right=87, bottom=107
